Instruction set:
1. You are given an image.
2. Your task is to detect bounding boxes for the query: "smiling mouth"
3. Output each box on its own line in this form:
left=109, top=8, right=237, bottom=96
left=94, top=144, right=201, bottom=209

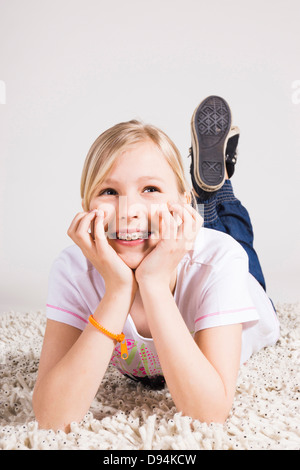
left=114, top=231, right=151, bottom=241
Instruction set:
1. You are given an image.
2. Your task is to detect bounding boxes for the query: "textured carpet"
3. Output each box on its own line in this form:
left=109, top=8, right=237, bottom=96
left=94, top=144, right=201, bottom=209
left=0, top=303, right=299, bottom=450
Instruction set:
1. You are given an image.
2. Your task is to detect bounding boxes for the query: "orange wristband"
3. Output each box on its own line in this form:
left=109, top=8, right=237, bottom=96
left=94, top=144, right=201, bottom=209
left=88, top=314, right=128, bottom=359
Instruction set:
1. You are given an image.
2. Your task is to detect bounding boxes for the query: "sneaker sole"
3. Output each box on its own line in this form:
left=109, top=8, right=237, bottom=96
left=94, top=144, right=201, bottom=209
left=191, top=95, right=232, bottom=192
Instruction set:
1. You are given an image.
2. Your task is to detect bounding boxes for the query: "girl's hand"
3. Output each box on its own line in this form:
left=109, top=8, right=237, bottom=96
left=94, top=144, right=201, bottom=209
left=67, top=209, right=138, bottom=299
left=135, top=202, right=203, bottom=288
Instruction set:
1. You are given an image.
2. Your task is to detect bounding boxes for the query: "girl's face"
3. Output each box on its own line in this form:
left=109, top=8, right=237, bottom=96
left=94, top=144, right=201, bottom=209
left=88, top=140, right=188, bottom=269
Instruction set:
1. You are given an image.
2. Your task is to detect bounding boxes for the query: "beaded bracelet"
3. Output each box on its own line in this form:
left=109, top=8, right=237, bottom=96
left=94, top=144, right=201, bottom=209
left=88, top=314, right=128, bottom=359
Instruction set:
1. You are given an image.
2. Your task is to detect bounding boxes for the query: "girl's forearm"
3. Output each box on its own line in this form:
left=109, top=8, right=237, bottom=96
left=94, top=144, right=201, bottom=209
left=138, top=281, right=232, bottom=423
left=33, top=288, right=132, bottom=432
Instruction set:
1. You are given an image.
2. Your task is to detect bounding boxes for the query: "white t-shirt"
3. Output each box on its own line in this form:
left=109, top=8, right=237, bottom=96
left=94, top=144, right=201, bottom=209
left=46, top=228, right=280, bottom=378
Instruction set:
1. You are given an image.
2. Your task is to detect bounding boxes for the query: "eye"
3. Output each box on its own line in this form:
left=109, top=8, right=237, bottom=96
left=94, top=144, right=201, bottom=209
left=143, top=186, right=160, bottom=193
left=98, top=188, right=117, bottom=196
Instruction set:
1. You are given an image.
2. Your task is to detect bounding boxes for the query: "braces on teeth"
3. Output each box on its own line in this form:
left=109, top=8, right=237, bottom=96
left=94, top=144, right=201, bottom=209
left=116, top=232, right=149, bottom=240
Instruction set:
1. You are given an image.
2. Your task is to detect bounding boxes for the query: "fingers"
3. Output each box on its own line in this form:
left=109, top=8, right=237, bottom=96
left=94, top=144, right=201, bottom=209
left=159, top=207, right=178, bottom=240
left=68, top=201, right=203, bottom=251
left=93, top=209, right=107, bottom=242
left=67, top=211, right=88, bottom=235
left=152, top=202, right=202, bottom=243
left=167, top=202, right=203, bottom=241
left=67, top=211, right=96, bottom=249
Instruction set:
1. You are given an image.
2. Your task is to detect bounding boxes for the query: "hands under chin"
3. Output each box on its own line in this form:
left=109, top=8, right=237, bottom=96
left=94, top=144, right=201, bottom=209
left=135, top=202, right=203, bottom=289
left=68, top=202, right=202, bottom=300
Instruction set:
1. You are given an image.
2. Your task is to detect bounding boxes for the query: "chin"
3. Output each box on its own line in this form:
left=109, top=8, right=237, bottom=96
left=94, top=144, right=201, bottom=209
left=109, top=238, right=157, bottom=270
left=117, top=253, right=145, bottom=270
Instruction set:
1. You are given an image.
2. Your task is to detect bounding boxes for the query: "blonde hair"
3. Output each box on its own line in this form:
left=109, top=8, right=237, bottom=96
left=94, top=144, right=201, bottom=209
left=80, top=120, right=194, bottom=211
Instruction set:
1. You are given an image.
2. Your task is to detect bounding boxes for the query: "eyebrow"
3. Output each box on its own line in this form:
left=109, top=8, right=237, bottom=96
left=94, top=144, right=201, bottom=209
left=102, top=175, right=166, bottom=185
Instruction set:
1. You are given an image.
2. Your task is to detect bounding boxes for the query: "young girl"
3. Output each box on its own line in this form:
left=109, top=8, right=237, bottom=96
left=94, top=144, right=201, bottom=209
left=33, top=96, right=280, bottom=432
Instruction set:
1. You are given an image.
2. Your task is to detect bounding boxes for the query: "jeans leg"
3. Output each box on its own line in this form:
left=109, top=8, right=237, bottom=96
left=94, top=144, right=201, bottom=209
left=198, top=195, right=227, bottom=234
left=197, top=181, right=266, bottom=291
left=216, top=181, right=266, bottom=290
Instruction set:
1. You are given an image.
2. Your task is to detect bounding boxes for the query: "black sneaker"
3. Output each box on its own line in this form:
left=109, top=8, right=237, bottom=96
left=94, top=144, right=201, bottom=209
left=225, top=125, right=239, bottom=179
left=190, top=96, right=236, bottom=196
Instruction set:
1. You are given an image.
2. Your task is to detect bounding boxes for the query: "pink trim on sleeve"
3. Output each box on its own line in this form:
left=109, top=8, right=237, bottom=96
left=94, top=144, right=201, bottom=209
left=46, top=304, right=88, bottom=324
left=195, top=306, right=256, bottom=324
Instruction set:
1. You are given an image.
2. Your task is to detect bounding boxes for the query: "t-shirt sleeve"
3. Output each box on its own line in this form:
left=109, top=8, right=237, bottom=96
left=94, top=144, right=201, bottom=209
left=46, top=253, right=90, bottom=330
left=194, top=250, right=259, bottom=332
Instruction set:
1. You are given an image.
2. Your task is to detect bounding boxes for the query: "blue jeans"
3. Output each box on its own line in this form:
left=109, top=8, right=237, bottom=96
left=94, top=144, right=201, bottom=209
left=196, top=180, right=266, bottom=291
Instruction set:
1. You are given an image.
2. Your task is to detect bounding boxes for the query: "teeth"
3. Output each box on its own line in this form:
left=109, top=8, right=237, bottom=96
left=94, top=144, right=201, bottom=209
left=117, top=232, right=148, bottom=241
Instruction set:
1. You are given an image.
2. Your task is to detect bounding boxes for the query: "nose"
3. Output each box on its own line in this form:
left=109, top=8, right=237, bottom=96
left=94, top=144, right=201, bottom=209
left=118, top=195, right=147, bottom=222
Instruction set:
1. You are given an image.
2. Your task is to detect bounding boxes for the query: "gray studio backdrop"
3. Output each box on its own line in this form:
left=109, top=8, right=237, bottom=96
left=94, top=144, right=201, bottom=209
left=0, top=0, right=299, bottom=313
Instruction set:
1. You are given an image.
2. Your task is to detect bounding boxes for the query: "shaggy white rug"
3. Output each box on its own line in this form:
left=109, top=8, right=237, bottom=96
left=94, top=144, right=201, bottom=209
left=0, top=303, right=299, bottom=451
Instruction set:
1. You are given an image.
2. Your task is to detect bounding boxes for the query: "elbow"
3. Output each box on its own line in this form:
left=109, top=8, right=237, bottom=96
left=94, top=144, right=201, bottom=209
left=32, top=386, right=51, bottom=431
left=32, top=383, right=42, bottom=425
left=33, top=409, right=71, bottom=434
left=186, top=407, right=230, bottom=425
left=202, top=407, right=231, bottom=425
left=183, top=408, right=230, bottom=425
left=179, top=395, right=233, bottom=425
left=32, top=384, right=71, bottom=433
